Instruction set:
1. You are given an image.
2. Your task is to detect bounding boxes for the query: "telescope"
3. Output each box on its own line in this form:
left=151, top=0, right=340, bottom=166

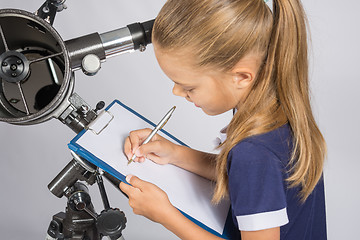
left=0, top=0, right=155, bottom=239
left=0, top=2, right=154, bottom=129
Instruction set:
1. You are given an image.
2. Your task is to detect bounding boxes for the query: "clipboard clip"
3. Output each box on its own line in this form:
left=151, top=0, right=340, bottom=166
left=86, top=110, right=114, bottom=135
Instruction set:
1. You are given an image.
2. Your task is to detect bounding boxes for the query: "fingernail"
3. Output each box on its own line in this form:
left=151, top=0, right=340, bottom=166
left=126, top=175, right=133, bottom=183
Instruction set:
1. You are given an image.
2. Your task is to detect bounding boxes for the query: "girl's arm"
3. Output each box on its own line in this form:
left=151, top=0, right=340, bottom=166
left=171, top=145, right=217, bottom=181
left=119, top=175, right=224, bottom=240
left=124, top=128, right=217, bottom=180
left=119, top=175, right=280, bottom=240
left=241, top=228, right=280, bottom=240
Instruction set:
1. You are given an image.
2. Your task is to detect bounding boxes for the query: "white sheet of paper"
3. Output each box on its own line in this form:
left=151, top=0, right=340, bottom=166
left=76, top=102, right=230, bottom=235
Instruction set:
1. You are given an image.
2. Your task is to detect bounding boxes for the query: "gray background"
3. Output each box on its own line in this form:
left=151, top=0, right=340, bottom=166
left=0, top=0, right=359, bottom=239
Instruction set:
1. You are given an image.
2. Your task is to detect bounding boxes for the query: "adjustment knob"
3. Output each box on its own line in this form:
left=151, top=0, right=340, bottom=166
left=96, top=208, right=127, bottom=238
left=81, top=54, right=101, bottom=76
left=96, top=101, right=105, bottom=112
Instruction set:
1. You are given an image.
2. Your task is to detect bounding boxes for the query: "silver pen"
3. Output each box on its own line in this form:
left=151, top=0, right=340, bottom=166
left=128, top=106, right=176, bottom=165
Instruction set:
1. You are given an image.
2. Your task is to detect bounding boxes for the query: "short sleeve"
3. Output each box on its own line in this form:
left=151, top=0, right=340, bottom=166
left=227, top=141, right=289, bottom=231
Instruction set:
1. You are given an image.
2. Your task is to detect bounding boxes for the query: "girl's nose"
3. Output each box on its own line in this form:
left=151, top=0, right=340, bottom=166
left=172, top=84, right=187, bottom=97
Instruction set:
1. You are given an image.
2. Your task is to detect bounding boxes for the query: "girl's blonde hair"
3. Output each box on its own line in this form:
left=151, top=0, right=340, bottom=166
left=153, top=0, right=326, bottom=203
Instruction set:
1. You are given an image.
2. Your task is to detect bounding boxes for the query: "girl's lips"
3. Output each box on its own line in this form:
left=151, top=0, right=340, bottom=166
left=195, top=103, right=200, bottom=108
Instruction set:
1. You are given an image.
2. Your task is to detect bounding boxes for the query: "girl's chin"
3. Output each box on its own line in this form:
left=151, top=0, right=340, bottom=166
left=202, top=108, right=229, bottom=116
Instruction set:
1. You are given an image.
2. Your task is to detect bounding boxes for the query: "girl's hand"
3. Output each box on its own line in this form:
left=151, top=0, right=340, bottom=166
left=119, top=175, right=178, bottom=224
left=124, top=128, right=179, bottom=165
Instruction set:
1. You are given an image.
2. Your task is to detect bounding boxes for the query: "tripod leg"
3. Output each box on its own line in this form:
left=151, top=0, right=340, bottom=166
left=96, top=174, right=110, bottom=210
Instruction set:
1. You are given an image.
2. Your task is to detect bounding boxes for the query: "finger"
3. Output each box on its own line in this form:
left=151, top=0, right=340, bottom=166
left=128, top=131, right=141, bottom=155
left=123, top=136, right=133, bottom=160
left=119, top=181, right=132, bottom=194
left=119, top=181, right=141, bottom=199
left=128, top=128, right=153, bottom=151
left=126, top=129, right=151, bottom=162
left=126, top=175, right=148, bottom=190
left=118, top=182, right=129, bottom=198
left=138, top=157, right=146, bottom=163
left=135, top=140, right=164, bottom=158
left=124, top=136, right=143, bottom=162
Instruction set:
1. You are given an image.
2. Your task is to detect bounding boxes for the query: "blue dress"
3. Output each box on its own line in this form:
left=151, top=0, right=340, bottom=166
left=226, top=124, right=327, bottom=239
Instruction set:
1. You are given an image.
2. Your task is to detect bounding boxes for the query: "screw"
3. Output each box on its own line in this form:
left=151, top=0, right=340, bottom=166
left=16, top=60, right=22, bottom=65
left=10, top=64, right=17, bottom=71
left=11, top=73, right=17, bottom=77
left=80, top=105, right=89, bottom=114
left=50, top=222, right=57, bottom=230
left=43, top=6, right=50, bottom=13
left=9, top=98, right=20, bottom=104
left=139, top=44, right=146, bottom=52
left=2, top=62, right=8, bottom=67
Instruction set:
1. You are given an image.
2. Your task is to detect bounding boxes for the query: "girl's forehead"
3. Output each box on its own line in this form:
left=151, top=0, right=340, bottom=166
left=154, top=47, right=201, bottom=73
left=155, top=49, right=223, bottom=85
left=154, top=46, right=225, bottom=76
left=154, top=44, right=194, bottom=64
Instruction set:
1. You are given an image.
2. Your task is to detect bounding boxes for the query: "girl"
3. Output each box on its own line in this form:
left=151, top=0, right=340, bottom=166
left=119, top=0, right=327, bottom=239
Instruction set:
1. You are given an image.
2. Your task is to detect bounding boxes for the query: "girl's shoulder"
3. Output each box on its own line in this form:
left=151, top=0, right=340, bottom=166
left=228, top=124, right=293, bottom=166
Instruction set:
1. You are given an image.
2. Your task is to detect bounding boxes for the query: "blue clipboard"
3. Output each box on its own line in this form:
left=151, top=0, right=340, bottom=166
left=68, top=100, right=233, bottom=239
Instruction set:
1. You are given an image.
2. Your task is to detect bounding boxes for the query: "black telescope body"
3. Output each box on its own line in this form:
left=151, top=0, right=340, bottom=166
left=0, top=8, right=154, bottom=126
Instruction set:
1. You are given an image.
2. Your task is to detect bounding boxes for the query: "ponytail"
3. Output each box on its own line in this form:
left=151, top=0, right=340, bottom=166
left=213, top=0, right=326, bottom=203
left=264, top=0, right=327, bottom=201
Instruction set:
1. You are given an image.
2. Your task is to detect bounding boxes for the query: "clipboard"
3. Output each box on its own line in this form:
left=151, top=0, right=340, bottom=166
left=68, top=100, right=232, bottom=238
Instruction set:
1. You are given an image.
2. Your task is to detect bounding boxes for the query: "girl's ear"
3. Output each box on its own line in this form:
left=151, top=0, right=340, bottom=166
left=232, top=72, right=254, bottom=89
